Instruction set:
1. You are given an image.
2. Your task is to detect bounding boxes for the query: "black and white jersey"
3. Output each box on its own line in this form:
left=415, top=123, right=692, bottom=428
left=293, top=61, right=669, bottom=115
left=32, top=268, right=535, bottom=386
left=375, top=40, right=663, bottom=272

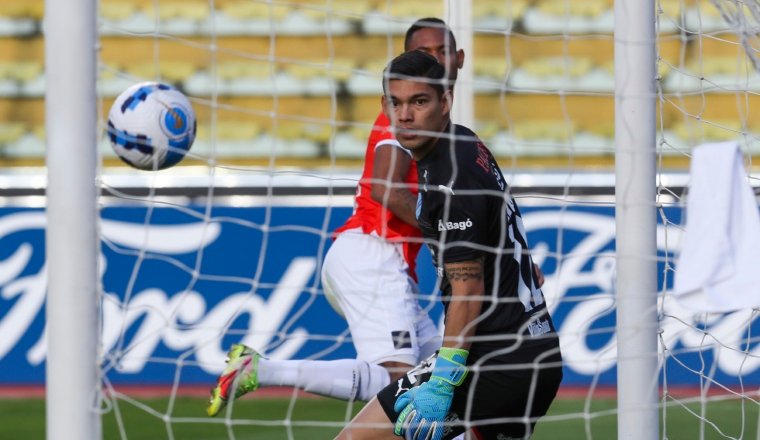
left=416, top=124, right=557, bottom=362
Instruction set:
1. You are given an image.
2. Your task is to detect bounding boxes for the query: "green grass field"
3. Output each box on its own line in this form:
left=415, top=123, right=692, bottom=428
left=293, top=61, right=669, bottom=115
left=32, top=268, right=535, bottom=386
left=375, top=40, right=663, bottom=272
left=2, top=395, right=756, bottom=439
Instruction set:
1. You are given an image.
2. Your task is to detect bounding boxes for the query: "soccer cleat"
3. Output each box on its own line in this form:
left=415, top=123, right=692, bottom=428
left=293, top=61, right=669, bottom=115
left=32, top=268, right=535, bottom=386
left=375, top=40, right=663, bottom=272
left=206, top=344, right=262, bottom=416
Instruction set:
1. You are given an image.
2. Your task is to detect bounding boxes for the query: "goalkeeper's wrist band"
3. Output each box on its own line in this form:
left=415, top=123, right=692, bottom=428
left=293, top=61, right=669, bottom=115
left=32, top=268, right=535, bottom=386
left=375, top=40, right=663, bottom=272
left=432, top=347, right=469, bottom=387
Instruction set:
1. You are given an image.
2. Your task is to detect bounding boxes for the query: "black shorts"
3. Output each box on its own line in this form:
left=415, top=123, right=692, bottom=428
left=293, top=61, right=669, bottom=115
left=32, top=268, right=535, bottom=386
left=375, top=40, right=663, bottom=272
left=377, top=344, right=563, bottom=439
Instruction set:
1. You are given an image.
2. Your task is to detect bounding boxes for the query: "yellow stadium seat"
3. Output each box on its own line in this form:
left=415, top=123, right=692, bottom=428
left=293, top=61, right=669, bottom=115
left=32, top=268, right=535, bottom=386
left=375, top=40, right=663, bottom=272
left=690, top=55, right=753, bottom=77
left=219, top=1, right=290, bottom=20
left=124, top=61, right=197, bottom=83
left=273, top=122, right=307, bottom=140
left=386, top=1, right=443, bottom=19
left=7, top=61, right=42, bottom=81
left=0, top=122, right=26, bottom=143
left=301, top=123, right=333, bottom=143
left=284, top=58, right=356, bottom=81
left=534, top=0, right=611, bottom=18
left=474, top=57, right=511, bottom=79
left=672, top=119, right=744, bottom=142
left=217, top=61, right=274, bottom=80
left=142, top=2, right=210, bottom=20
left=100, top=2, right=137, bottom=20
left=473, top=0, right=530, bottom=20
left=0, top=1, right=42, bottom=19
left=512, top=120, right=575, bottom=142
left=214, top=122, right=261, bottom=141
left=658, top=0, right=684, bottom=18
left=521, top=57, right=594, bottom=77
left=300, top=0, right=374, bottom=19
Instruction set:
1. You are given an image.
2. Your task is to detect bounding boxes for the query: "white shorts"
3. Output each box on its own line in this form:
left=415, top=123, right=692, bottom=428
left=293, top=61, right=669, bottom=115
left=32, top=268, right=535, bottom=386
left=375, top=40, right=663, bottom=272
left=321, top=229, right=441, bottom=366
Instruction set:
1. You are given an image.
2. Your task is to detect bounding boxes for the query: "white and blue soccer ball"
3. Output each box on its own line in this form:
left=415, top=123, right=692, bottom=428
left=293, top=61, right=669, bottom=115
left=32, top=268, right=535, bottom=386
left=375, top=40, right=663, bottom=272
left=107, top=81, right=196, bottom=170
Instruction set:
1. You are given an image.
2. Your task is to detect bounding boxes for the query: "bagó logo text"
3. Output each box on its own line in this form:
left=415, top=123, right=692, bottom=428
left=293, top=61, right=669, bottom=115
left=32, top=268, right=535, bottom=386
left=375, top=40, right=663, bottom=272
left=438, top=218, right=473, bottom=231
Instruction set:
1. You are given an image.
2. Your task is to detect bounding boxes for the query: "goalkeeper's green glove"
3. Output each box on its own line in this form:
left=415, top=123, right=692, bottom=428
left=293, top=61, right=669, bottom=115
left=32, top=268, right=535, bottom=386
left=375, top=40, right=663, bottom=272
left=393, top=347, right=469, bottom=440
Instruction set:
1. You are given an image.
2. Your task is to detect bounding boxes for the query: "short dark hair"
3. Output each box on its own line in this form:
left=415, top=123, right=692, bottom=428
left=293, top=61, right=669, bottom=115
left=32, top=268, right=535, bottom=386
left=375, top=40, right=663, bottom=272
left=404, top=17, right=457, bottom=52
left=383, top=50, right=447, bottom=97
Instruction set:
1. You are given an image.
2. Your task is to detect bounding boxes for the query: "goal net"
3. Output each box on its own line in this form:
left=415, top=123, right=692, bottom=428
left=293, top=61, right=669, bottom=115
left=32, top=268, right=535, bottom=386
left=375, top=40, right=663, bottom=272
left=8, top=0, right=759, bottom=438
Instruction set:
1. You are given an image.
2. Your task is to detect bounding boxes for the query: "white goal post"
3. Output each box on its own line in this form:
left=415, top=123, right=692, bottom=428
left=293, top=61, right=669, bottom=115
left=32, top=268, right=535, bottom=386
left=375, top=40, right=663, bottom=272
left=44, top=0, right=101, bottom=439
left=614, top=0, right=659, bottom=439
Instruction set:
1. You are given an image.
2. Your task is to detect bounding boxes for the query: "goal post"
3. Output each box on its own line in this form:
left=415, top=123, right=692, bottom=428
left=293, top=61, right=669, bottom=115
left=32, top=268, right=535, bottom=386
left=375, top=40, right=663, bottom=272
left=614, top=0, right=659, bottom=438
left=444, top=0, right=474, bottom=128
left=44, top=0, right=100, bottom=438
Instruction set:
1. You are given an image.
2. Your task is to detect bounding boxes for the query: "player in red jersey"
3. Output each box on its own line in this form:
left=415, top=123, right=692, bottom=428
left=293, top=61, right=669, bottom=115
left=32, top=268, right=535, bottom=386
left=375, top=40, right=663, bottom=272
left=207, top=19, right=466, bottom=417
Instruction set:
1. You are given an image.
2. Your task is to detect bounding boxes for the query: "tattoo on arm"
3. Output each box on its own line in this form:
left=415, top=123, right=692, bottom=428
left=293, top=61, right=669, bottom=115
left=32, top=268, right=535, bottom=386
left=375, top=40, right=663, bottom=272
left=445, top=259, right=484, bottom=282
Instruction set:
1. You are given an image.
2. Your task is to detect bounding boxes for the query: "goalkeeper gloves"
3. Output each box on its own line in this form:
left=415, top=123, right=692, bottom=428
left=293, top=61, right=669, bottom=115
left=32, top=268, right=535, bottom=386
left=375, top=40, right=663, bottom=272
left=393, top=347, right=469, bottom=440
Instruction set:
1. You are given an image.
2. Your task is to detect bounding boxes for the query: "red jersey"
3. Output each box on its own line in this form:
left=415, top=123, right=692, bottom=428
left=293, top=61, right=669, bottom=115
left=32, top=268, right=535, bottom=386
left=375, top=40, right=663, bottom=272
left=335, top=112, right=422, bottom=276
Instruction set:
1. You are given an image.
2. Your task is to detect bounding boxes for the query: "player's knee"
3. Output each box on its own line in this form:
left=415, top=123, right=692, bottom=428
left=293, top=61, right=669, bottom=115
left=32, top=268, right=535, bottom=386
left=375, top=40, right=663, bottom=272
left=379, top=360, right=413, bottom=382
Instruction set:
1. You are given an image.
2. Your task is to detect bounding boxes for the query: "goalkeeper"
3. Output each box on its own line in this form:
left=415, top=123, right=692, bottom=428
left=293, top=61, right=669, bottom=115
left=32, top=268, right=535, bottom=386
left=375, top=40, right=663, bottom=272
left=336, top=51, right=563, bottom=439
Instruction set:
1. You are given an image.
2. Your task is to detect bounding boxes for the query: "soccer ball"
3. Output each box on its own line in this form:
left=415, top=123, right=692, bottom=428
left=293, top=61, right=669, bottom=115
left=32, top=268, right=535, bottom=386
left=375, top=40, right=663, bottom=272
left=107, top=82, right=196, bottom=170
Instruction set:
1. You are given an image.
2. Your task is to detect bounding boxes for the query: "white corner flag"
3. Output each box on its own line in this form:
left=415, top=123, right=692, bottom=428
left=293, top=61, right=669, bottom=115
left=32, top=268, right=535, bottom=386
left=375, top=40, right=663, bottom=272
left=673, top=141, right=760, bottom=312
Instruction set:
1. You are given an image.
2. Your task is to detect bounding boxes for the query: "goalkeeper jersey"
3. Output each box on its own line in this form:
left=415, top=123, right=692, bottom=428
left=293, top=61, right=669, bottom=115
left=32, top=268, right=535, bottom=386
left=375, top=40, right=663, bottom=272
left=415, top=124, right=558, bottom=361
left=334, top=112, right=422, bottom=276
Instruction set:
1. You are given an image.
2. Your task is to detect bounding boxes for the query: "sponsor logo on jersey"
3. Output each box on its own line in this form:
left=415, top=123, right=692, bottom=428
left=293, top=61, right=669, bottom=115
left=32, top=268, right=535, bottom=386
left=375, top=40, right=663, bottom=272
left=438, top=218, right=473, bottom=231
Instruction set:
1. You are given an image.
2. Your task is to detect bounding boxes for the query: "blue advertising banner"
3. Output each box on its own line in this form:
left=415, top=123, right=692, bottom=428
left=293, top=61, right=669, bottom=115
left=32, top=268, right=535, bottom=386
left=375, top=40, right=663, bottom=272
left=0, top=203, right=758, bottom=388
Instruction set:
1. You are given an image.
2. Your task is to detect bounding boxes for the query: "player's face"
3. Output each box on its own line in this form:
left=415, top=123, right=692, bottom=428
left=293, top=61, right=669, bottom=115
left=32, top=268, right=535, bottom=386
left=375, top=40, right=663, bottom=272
left=382, top=79, right=451, bottom=160
left=406, top=28, right=464, bottom=81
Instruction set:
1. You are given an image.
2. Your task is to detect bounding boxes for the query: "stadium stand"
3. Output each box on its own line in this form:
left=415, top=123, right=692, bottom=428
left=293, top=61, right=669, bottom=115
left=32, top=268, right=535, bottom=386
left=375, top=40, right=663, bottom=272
left=0, top=0, right=755, bottom=164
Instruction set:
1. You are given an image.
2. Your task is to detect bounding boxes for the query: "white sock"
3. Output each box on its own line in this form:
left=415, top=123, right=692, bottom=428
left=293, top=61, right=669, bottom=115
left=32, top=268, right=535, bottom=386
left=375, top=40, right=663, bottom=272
left=256, top=358, right=391, bottom=401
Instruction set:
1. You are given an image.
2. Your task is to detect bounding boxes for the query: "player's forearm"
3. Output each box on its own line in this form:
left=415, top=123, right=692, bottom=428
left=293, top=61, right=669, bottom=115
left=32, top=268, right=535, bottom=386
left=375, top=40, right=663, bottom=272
left=371, top=144, right=418, bottom=227
left=442, top=296, right=481, bottom=350
left=442, top=259, right=485, bottom=350
left=377, top=187, right=418, bottom=227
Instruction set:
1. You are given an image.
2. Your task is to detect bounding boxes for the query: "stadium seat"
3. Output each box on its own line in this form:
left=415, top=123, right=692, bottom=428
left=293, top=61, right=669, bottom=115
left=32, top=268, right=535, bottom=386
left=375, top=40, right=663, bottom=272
left=0, top=122, right=25, bottom=139
left=683, top=1, right=735, bottom=33
left=0, top=17, right=36, bottom=36
left=125, top=61, right=197, bottom=83
left=301, top=123, right=333, bottom=143
left=100, top=2, right=138, bottom=21
left=671, top=119, right=744, bottom=143
left=473, top=0, right=530, bottom=30
left=19, top=73, right=44, bottom=97
left=513, top=120, right=575, bottom=142
left=662, top=54, right=760, bottom=93
left=330, top=130, right=365, bottom=158
left=362, top=1, right=446, bottom=37
left=299, top=0, right=374, bottom=20
left=485, top=130, right=560, bottom=157
left=218, top=1, right=290, bottom=20
left=385, top=1, right=444, bottom=19
left=284, top=58, right=356, bottom=82
left=217, top=61, right=274, bottom=81
left=473, top=57, right=510, bottom=81
left=0, top=1, right=43, bottom=20
left=523, top=0, right=614, bottom=34
left=205, top=121, right=261, bottom=141
left=252, top=133, right=321, bottom=158
left=141, top=2, right=210, bottom=20
left=6, top=61, right=42, bottom=82
left=473, top=0, right=530, bottom=22
left=508, top=56, right=614, bottom=92
left=98, top=70, right=138, bottom=98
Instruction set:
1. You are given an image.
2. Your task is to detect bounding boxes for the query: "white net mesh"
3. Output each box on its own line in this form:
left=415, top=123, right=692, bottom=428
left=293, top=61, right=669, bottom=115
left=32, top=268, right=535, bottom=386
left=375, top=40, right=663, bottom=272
left=92, top=0, right=759, bottom=437
left=0, top=0, right=754, bottom=438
